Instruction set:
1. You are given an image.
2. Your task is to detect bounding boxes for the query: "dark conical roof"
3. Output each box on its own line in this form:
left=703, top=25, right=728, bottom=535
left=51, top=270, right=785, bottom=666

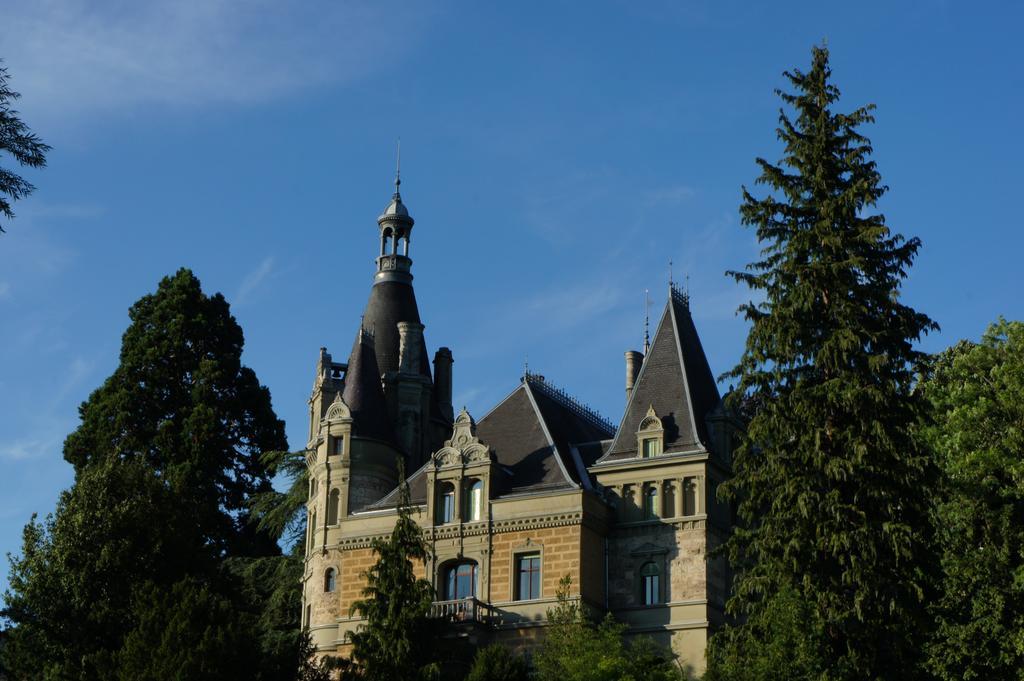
left=342, top=328, right=394, bottom=442
left=598, top=286, right=721, bottom=461
left=360, top=280, right=432, bottom=380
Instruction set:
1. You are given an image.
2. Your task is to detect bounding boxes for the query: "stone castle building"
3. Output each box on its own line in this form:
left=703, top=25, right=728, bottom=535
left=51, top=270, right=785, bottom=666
left=301, top=173, right=736, bottom=676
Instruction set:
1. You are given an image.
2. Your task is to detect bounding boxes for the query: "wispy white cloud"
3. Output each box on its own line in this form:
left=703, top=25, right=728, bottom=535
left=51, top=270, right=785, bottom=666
left=235, top=256, right=275, bottom=307
left=0, top=431, right=66, bottom=462
left=0, top=355, right=93, bottom=462
left=642, top=184, right=696, bottom=207
left=1, top=0, right=435, bottom=121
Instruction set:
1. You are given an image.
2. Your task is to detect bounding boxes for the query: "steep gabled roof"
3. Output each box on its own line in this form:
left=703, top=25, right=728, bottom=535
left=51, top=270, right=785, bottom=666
left=342, top=328, right=394, bottom=443
left=598, top=286, right=720, bottom=462
left=525, top=375, right=615, bottom=487
left=367, top=374, right=617, bottom=510
left=474, top=380, right=575, bottom=493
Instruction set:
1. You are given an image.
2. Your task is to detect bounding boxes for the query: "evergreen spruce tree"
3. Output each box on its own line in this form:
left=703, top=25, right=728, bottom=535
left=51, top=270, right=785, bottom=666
left=921, top=319, right=1024, bottom=680
left=710, top=46, right=938, bottom=680
left=346, top=460, right=438, bottom=681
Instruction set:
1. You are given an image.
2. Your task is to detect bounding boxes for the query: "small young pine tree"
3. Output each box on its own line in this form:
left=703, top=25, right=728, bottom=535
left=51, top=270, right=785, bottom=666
left=713, top=45, right=938, bottom=680
left=346, top=460, right=437, bottom=681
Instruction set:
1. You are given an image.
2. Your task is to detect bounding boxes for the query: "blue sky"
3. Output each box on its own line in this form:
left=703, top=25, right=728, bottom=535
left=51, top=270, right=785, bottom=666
left=1, top=1, right=1021, bottom=591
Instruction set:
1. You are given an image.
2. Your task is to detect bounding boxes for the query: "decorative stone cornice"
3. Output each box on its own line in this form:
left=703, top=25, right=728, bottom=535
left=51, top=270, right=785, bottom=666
left=310, top=510, right=587, bottom=554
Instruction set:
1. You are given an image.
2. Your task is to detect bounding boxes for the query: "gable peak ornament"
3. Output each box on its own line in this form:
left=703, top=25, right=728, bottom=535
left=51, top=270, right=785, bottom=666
left=324, top=392, right=352, bottom=422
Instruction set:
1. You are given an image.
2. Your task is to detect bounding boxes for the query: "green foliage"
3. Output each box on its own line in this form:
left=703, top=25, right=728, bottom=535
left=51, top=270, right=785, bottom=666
left=705, top=585, right=828, bottom=681
left=2, top=458, right=209, bottom=679
left=346, top=460, right=438, bottom=681
left=534, top=575, right=682, bottom=681
left=252, top=447, right=313, bottom=549
left=0, top=61, right=49, bottom=233
left=921, top=319, right=1024, bottom=680
left=714, top=45, right=937, bottom=680
left=465, top=645, right=530, bottom=681
left=117, top=578, right=256, bottom=681
left=63, top=268, right=287, bottom=555
left=1, top=270, right=310, bottom=680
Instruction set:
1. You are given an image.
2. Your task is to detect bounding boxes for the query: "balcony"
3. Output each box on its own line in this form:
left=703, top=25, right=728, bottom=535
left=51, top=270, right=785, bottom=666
left=428, top=597, right=493, bottom=626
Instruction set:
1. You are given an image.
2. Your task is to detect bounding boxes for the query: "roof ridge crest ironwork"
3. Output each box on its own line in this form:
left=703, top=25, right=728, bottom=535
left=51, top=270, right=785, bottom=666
left=521, top=370, right=615, bottom=433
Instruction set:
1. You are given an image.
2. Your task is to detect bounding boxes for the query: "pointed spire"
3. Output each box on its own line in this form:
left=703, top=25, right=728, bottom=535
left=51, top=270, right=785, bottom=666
left=643, top=288, right=651, bottom=355
left=394, top=138, right=402, bottom=197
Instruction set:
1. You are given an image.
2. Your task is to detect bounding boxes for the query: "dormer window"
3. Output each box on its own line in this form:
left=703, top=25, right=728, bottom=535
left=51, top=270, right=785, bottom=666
left=636, top=405, right=665, bottom=458
left=437, top=482, right=456, bottom=524
left=464, top=479, right=483, bottom=522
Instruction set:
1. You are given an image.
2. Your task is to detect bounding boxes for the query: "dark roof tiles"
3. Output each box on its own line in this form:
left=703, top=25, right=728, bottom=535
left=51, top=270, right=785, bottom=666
left=599, top=288, right=721, bottom=462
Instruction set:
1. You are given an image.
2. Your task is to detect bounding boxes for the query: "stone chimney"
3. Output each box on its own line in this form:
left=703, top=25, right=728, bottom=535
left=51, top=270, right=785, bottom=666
left=625, top=350, right=644, bottom=403
left=397, top=322, right=425, bottom=374
left=433, top=347, right=454, bottom=422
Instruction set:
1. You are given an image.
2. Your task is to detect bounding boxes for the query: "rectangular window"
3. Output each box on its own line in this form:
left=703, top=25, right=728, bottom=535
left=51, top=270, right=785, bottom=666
left=441, top=492, right=455, bottom=524
left=642, top=438, right=661, bottom=458
left=643, top=487, right=658, bottom=519
left=332, top=437, right=343, bottom=456
left=683, top=477, right=697, bottom=516
left=516, top=553, right=541, bottom=600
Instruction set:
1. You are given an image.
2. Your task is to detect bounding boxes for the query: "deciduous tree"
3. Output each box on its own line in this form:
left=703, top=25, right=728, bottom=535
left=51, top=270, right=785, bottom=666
left=922, top=319, right=1024, bottom=680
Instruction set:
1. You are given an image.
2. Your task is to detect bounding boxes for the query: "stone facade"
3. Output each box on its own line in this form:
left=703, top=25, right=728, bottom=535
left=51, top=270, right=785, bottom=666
left=300, top=177, right=736, bottom=678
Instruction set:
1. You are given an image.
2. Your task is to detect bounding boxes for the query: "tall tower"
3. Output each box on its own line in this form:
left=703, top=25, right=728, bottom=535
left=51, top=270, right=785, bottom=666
left=306, top=170, right=453, bottom=520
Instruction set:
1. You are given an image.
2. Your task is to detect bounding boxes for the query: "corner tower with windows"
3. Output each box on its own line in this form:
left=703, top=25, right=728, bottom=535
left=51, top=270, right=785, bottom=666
left=588, top=283, right=738, bottom=672
left=302, top=173, right=455, bottom=638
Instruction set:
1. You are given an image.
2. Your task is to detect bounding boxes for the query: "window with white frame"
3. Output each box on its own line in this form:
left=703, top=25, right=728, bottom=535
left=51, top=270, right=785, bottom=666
left=465, top=479, right=483, bottom=522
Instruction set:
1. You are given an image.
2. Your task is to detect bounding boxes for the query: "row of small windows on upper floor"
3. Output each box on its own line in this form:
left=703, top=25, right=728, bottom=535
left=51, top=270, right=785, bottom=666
left=434, top=479, right=483, bottom=524
left=315, top=557, right=663, bottom=606
left=613, top=477, right=701, bottom=521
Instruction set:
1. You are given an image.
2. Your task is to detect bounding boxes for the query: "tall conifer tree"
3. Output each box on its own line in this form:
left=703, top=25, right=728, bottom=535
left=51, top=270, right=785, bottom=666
left=711, top=46, right=937, bottom=680
left=345, top=461, right=437, bottom=681
left=1, top=270, right=322, bottom=680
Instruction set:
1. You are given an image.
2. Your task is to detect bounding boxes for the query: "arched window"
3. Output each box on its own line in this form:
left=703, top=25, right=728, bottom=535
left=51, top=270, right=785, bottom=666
left=643, top=486, right=658, bottom=520
left=436, top=482, right=456, bottom=524
left=637, top=406, right=664, bottom=458
left=444, top=561, right=478, bottom=600
left=464, top=479, right=483, bottom=522
left=327, top=489, right=340, bottom=525
left=324, top=568, right=337, bottom=592
left=640, top=562, right=660, bottom=605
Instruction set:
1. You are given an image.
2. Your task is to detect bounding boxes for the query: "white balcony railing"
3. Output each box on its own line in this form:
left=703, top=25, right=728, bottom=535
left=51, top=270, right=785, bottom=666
left=428, top=597, right=491, bottom=625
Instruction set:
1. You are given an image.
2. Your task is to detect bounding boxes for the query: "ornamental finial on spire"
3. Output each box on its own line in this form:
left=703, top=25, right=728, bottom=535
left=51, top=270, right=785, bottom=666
left=394, top=138, right=401, bottom=196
